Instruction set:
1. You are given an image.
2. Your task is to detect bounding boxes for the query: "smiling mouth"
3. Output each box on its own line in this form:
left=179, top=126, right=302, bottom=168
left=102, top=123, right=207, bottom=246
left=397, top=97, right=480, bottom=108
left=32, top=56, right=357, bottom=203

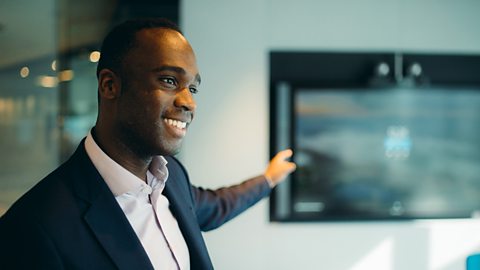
left=164, top=118, right=188, bottom=130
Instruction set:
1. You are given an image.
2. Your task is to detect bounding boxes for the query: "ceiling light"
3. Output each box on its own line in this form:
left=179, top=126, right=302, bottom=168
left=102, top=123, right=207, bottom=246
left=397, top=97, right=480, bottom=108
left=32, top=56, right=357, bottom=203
left=89, top=51, right=101, bottom=62
left=20, top=67, right=29, bottom=78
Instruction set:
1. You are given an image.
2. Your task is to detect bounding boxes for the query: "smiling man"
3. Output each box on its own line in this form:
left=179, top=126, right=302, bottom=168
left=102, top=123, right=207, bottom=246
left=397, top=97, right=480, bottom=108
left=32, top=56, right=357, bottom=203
left=0, top=18, right=296, bottom=270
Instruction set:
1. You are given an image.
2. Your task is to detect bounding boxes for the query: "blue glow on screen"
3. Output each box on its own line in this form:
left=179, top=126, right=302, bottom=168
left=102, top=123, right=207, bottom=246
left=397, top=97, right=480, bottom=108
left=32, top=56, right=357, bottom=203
left=292, top=87, right=480, bottom=219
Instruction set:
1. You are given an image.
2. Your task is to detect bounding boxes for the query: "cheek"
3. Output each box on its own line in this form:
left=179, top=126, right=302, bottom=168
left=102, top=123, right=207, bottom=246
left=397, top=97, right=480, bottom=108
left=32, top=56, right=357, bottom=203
left=140, top=98, right=168, bottom=127
left=118, top=98, right=150, bottom=130
left=120, top=88, right=170, bottom=125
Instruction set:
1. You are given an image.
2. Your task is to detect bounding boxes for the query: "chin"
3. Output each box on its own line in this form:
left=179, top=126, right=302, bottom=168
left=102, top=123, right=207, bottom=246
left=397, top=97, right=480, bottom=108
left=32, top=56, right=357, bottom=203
left=158, top=142, right=183, bottom=156
left=167, top=147, right=182, bottom=156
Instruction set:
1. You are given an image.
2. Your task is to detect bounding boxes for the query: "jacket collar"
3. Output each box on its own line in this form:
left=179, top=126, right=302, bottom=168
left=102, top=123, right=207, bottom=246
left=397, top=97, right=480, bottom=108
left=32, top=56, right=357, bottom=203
left=164, top=156, right=214, bottom=270
left=68, top=141, right=214, bottom=270
left=67, top=142, right=154, bottom=270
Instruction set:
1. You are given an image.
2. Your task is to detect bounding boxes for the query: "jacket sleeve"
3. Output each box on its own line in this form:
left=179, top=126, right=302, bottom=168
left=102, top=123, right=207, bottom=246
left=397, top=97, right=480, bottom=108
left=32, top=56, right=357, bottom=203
left=190, top=175, right=272, bottom=232
left=166, top=156, right=272, bottom=232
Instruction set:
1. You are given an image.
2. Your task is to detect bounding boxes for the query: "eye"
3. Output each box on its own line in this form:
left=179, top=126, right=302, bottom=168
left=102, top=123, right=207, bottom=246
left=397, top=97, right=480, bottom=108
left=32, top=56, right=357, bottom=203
left=160, top=77, right=177, bottom=87
left=189, top=87, right=198, bottom=94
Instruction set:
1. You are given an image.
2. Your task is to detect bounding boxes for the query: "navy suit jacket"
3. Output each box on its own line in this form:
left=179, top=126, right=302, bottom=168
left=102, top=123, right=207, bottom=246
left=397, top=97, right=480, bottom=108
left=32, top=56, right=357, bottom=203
left=0, top=141, right=271, bottom=269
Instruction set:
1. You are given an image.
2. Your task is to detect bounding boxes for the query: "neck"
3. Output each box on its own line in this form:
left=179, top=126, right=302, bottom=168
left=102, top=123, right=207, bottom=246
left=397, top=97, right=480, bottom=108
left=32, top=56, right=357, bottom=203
left=92, top=126, right=152, bottom=182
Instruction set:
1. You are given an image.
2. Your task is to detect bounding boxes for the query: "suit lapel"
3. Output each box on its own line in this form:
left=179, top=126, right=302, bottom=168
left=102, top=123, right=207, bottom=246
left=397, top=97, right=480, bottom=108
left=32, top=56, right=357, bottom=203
left=69, top=143, right=154, bottom=270
left=164, top=160, right=213, bottom=270
left=84, top=193, right=154, bottom=270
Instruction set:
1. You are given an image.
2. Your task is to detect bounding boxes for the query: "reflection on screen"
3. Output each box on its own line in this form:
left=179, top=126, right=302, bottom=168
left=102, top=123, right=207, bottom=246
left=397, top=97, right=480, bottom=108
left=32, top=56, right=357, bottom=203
left=293, top=87, right=480, bottom=220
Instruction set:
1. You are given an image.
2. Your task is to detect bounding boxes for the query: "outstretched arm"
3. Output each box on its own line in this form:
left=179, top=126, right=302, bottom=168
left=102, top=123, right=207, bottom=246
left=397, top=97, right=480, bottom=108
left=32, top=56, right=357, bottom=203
left=192, top=150, right=296, bottom=231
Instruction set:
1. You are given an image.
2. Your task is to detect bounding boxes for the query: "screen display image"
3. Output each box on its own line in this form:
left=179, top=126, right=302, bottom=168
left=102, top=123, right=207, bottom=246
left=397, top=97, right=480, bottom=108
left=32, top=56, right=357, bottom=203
left=292, top=87, right=480, bottom=220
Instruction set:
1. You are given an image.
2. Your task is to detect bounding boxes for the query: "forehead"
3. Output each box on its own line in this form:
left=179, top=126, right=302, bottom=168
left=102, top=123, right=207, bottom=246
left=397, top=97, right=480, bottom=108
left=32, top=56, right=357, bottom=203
left=137, top=28, right=185, bottom=45
left=126, top=28, right=198, bottom=73
left=133, top=28, right=193, bottom=58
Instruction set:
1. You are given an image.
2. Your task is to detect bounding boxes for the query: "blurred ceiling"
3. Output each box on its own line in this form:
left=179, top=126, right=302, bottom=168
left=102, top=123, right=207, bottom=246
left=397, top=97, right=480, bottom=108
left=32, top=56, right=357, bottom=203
left=0, top=0, right=179, bottom=70
left=0, top=0, right=57, bottom=69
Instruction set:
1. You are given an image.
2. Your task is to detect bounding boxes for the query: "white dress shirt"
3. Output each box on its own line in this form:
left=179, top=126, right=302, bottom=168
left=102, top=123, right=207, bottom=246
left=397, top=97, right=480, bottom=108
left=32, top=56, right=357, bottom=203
left=84, top=132, right=190, bottom=269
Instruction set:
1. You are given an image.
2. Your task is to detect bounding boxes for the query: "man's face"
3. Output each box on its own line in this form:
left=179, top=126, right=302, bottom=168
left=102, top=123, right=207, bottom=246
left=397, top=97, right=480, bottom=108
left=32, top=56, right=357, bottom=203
left=114, top=28, right=200, bottom=157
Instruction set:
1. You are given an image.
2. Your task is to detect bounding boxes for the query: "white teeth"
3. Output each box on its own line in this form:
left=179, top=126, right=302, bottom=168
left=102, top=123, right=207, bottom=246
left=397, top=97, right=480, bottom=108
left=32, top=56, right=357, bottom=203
left=164, top=118, right=187, bottom=129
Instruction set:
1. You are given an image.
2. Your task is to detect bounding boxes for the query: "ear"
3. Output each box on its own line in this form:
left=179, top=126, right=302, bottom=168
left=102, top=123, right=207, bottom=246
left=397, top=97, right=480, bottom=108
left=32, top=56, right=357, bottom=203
left=98, top=68, right=121, bottom=100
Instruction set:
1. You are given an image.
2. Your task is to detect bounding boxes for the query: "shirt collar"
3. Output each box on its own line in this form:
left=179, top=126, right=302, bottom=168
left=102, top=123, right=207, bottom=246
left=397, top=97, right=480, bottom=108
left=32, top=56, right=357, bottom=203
left=84, top=130, right=169, bottom=197
left=147, top=155, right=169, bottom=192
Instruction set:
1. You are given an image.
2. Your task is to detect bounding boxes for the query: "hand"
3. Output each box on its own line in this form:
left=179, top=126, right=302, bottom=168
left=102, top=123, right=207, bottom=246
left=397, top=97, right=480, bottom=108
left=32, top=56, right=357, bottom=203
left=264, top=149, right=296, bottom=187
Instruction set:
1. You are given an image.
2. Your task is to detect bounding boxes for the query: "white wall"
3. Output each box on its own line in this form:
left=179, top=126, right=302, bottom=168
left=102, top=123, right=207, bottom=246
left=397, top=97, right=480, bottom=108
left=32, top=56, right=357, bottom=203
left=180, top=1, right=480, bottom=269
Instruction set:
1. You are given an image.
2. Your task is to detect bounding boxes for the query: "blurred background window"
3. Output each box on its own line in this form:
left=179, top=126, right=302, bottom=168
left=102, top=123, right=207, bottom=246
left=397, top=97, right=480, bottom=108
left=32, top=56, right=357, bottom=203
left=0, top=0, right=179, bottom=216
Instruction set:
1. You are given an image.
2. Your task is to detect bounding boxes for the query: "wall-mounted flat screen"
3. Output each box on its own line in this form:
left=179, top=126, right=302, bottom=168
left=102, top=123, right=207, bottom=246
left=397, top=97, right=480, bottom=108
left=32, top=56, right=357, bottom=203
left=269, top=52, right=480, bottom=221
left=291, top=87, right=480, bottom=220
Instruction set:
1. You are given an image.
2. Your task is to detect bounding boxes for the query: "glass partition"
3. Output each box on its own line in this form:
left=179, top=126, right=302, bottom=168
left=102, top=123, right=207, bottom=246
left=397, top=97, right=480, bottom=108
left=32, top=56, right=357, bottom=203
left=0, top=0, right=179, bottom=215
left=0, top=0, right=59, bottom=215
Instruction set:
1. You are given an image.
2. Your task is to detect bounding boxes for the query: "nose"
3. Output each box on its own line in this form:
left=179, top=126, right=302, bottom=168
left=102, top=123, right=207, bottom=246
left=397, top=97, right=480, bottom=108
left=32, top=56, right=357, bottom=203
left=174, top=87, right=197, bottom=112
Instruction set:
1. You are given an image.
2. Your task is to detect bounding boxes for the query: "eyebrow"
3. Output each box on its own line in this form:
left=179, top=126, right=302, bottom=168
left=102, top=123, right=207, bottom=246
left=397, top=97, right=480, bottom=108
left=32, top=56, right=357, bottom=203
left=152, top=65, right=201, bottom=84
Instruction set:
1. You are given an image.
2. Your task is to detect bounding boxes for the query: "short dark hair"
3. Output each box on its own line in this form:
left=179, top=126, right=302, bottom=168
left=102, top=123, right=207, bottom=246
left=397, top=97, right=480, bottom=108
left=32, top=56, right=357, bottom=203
left=96, top=18, right=182, bottom=78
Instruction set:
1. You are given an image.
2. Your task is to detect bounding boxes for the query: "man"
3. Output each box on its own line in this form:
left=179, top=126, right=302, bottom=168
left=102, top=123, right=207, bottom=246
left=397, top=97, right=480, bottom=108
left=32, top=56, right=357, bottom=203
left=0, top=18, right=295, bottom=269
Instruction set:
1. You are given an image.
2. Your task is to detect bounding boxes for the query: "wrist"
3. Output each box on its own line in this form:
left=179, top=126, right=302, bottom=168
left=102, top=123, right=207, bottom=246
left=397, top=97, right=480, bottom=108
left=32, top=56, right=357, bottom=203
left=264, top=174, right=275, bottom=188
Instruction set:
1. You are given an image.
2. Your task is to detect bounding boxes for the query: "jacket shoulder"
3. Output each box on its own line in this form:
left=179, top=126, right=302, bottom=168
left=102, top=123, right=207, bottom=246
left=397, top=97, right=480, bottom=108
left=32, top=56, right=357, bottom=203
left=1, top=142, right=95, bottom=223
